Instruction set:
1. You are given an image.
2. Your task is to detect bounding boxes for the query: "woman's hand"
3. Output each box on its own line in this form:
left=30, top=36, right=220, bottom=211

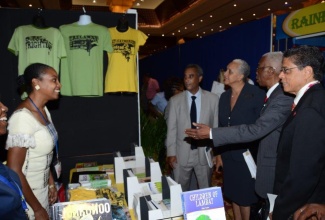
left=214, top=155, right=223, bottom=173
left=48, top=184, right=57, bottom=205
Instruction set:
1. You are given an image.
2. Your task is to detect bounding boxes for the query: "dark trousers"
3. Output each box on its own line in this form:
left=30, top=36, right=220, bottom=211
left=250, top=198, right=270, bottom=220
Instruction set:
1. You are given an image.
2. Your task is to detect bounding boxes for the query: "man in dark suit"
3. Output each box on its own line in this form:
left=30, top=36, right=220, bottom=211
left=165, top=64, right=219, bottom=191
left=272, top=45, right=325, bottom=219
left=185, top=52, right=293, bottom=218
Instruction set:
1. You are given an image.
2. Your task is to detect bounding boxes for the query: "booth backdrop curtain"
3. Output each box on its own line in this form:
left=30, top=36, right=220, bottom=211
left=139, top=16, right=272, bottom=91
left=0, top=8, right=139, bottom=185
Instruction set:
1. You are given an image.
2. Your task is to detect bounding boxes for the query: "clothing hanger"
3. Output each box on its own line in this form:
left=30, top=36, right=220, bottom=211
left=116, top=13, right=129, bottom=32
left=78, top=6, right=92, bottom=25
left=32, top=8, right=48, bottom=28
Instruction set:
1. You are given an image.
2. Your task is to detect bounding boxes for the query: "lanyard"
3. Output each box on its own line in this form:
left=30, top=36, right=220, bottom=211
left=28, top=97, right=59, bottom=160
left=0, top=174, right=28, bottom=212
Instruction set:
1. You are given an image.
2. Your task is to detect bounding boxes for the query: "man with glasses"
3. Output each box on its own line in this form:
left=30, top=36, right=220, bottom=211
left=272, top=45, right=325, bottom=219
left=185, top=52, right=293, bottom=219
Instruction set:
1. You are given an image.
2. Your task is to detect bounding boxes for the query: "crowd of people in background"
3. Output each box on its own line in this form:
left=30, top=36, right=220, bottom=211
left=141, top=45, right=325, bottom=220
left=0, top=45, right=324, bottom=220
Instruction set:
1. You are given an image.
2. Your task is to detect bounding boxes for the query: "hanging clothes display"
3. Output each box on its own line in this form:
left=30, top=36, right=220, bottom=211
left=59, top=20, right=113, bottom=97
left=8, top=24, right=66, bottom=76
left=104, top=26, right=147, bottom=93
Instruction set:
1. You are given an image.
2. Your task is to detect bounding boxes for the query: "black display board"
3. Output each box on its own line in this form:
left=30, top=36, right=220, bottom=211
left=0, top=8, right=139, bottom=185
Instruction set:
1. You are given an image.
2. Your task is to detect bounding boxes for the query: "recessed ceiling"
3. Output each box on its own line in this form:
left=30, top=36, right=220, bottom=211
left=71, top=0, right=165, bottom=10
left=72, top=0, right=108, bottom=7
left=133, top=0, right=164, bottom=9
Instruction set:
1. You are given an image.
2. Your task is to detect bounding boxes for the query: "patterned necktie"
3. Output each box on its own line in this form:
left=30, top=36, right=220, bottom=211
left=190, top=96, right=197, bottom=149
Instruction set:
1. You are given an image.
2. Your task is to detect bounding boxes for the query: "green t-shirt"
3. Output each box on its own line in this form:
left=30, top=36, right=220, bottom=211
left=59, top=22, right=113, bottom=97
left=8, top=25, right=66, bottom=75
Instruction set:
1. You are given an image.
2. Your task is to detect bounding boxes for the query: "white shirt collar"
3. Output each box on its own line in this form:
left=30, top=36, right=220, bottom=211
left=266, top=82, right=279, bottom=98
left=294, top=80, right=319, bottom=105
left=187, top=87, right=202, bottom=98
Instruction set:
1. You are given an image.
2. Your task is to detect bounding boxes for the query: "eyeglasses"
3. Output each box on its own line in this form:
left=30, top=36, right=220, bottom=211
left=280, top=66, right=299, bottom=74
left=256, top=66, right=275, bottom=71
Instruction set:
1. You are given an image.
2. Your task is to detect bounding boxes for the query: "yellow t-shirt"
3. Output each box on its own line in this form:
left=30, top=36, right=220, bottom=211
left=104, top=27, right=147, bottom=93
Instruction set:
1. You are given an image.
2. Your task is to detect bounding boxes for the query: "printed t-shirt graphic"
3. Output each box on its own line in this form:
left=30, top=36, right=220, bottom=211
left=104, top=27, right=147, bottom=93
left=8, top=25, right=66, bottom=75
left=60, top=22, right=113, bottom=97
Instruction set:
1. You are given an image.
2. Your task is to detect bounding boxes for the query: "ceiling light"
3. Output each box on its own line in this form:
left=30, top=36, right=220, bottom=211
left=240, top=18, right=243, bottom=21
left=196, top=34, right=199, bottom=36
left=172, top=33, right=175, bottom=35
left=192, top=24, right=195, bottom=26
left=253, top=13, right=256, bottom=16
left=184, top=27, right=187, bottom=29
left=141, top=0, right=144, bottom=1
left=203, top=32, right=206, bottom=34
left=178, top=38, right=185, bottom=44
left=200, top=20, right=203, bottom=22
left=162, top=34, right=164, bottom=36
left=29, top=4, right=32, bottom=7
left=285, top=2, right=288, bottom=5
left=210, top=15, right=213, bottom=18
left=229, top=22, right=232, bottom=25
left=136, top=3, right=140, bottom=6
left=93, top=0, right=96, bottom=3
left=219, top=25, right=222, bottom=28
left=178, top=30, right=181, bottom=32
left=234, top=4, right=236, bottom=7
left=211, top=29, right=214, bottom=31
left=268, top=8, right=271, bottom=11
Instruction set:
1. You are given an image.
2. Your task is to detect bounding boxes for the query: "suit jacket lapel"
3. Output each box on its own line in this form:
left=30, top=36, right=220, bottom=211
left=182, top=92, right=191, bottom=126
left=261, top=85, right=281, bottom=114
left=200, top=90, right=207, bottom=123
left=294, top=83, right=321, bottom=112
left=232, top=83, right=249, bottom=112
left=283, top=83, right=322, bottom=128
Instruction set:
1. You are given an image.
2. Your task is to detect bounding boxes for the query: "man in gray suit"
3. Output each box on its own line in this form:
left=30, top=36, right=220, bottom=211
left=185, top=52, right=293, bottom=215
left=165, top=64, right=219, bottom=191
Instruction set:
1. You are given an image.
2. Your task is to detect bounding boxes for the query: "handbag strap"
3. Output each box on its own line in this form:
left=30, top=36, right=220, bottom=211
left=0, top=174, right=28, bottom=212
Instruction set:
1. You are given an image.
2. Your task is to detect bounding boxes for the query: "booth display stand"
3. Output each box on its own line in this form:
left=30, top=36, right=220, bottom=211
left=114, top=146, right=146, bottom=183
